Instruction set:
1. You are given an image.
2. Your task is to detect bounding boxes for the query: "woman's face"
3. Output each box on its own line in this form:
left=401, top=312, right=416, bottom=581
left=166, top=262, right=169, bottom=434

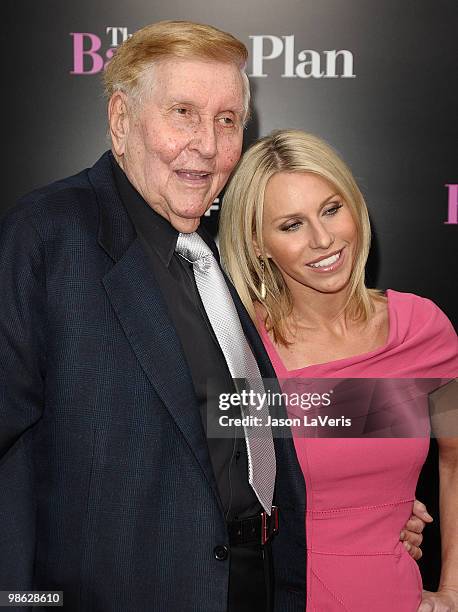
left=260, top=171, right=358, bottom=297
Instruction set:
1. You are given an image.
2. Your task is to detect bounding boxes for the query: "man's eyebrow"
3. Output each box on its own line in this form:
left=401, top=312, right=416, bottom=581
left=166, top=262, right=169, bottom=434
left=228, top=107, right=245, bottom=117
left=165, top=99, right=196, bottom=107
left=164, top=98, right=244, bottom=116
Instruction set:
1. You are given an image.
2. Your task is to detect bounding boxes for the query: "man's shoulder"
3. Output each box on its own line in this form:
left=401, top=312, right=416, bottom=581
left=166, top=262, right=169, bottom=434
left=16, top=168, right=92, bottom=216
left=3, top=152, right=113, bottom=237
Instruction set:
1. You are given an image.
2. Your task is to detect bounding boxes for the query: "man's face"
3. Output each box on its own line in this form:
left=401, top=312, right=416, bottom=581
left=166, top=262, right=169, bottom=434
left=112, top=58, right=246, bottom=233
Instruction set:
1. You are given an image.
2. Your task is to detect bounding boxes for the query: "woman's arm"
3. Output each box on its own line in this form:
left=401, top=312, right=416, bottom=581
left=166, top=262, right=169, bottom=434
left=418, top=436, right=458, bottom=611
left=438, top=436, right=458, bottom=591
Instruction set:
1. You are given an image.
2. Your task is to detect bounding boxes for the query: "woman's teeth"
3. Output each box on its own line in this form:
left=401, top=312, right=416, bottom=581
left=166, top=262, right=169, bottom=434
left=308, top=251, right=341, bottom=268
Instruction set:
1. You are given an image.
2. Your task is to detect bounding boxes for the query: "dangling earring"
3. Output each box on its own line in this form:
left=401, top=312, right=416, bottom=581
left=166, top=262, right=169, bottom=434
left=259, top=259, right=267, bottom=300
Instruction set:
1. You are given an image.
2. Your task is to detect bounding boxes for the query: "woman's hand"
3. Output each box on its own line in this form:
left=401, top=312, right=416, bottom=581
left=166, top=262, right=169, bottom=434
left=418, top=587, right=458, bottom=611
left=400, top=499, right=434, bottom=560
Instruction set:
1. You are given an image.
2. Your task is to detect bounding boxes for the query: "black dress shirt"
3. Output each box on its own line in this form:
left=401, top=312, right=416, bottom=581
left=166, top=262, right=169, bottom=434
left=110, top=154, right=261, bottom=521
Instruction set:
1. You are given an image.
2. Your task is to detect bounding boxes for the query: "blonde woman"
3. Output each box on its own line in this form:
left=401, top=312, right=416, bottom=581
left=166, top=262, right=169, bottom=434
left=219, top=130, right=458, bottom=611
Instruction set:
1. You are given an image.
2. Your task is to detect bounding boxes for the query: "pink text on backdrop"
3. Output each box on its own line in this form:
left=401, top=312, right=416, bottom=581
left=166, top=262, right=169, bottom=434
left=444, top=185, right=458, bottom=225
left=70, top=29, right=130, bottom=74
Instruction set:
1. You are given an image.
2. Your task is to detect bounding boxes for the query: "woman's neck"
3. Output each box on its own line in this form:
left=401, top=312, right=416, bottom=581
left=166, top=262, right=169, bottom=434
left=287, top=285, right=352, bottom=334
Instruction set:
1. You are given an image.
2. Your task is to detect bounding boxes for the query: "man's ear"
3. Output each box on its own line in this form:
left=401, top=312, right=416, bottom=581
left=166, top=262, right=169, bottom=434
left=108, top=91, right=130, bottom=157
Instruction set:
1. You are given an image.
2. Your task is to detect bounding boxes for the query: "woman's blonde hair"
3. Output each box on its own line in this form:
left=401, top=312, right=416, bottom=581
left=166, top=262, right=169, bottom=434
left=219, top=129, right=378, bottom=345
left=103, top=20, right=250, bottom=120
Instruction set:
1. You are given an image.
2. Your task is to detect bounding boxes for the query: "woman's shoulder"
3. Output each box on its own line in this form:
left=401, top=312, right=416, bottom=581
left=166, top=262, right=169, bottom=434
left=386, top=289, right=456, bottom=339
left=382, top=290, right=457, bottom=378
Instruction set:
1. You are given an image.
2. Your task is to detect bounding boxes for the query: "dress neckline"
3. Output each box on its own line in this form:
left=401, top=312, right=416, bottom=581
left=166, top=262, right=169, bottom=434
left=259, top=289, right=397, bottom=376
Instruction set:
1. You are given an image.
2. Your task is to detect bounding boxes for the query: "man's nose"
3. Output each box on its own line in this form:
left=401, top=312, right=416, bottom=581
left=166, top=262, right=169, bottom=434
left=309, top=221, right=335, bottom=250
left=188, top=120, right=217, bottom=158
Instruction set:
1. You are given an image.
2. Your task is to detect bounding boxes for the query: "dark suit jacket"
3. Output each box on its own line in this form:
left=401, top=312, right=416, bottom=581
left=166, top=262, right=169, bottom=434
left=0, top=152, right=306, bottom=611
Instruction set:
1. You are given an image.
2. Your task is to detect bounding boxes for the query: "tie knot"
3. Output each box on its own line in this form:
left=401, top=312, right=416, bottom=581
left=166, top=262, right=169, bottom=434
left=176, top=232, right=214, bottom=264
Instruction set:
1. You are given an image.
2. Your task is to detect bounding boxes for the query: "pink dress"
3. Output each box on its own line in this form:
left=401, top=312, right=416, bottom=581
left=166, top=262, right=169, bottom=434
left=259, top=290, right=458, bottom=612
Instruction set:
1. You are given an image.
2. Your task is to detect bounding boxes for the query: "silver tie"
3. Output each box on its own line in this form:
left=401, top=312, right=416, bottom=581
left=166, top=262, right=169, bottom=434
left=176, top=231, right=276, bottom=514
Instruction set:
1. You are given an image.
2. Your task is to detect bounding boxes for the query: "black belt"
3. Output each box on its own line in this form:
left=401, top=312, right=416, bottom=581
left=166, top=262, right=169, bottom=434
left=227, top=506, right=279, bottom=546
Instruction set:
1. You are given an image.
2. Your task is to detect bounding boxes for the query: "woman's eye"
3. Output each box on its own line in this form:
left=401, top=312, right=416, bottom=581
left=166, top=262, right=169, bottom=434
left=281, top=221, right=301, bottom=232
left=175, top=107, right=189, bottom=115
left=324, top=203, right=343, bottom=216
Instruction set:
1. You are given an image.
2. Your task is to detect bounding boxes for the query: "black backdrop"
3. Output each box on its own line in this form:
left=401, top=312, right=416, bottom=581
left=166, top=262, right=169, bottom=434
left=5, top=0, right=458, bottom=590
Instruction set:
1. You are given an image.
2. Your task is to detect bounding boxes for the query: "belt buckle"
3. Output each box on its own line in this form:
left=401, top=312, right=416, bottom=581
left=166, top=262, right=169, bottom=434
left=261, top=506, right=279, bottom=545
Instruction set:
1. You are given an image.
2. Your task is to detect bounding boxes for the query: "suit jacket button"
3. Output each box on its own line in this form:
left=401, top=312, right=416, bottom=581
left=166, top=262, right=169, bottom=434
left=214, top=545, right=229, bottom=561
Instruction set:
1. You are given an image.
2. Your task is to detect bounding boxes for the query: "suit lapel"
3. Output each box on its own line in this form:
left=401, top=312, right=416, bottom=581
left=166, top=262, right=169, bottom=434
left=88, top=153, right=222, bottom=507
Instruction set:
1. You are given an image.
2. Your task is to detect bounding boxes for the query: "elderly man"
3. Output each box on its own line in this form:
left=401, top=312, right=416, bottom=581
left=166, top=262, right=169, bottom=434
left=0, top=20, right=429, bottom=612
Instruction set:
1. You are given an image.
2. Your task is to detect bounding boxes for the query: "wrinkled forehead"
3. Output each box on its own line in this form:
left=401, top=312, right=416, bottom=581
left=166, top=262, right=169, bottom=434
left=136, top=57, right=249, bottom=117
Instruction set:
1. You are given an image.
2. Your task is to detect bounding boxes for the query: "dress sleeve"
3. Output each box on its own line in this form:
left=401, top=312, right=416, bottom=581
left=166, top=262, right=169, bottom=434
left=411, top=294, right=458, bottom=379
left=415, top=298, right=458, bottom=436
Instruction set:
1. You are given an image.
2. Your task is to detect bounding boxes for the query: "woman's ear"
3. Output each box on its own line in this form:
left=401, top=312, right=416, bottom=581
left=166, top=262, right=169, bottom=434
left=253, top=235, right=271, bottom=260
left=253, top=234, right=262, bottom=258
